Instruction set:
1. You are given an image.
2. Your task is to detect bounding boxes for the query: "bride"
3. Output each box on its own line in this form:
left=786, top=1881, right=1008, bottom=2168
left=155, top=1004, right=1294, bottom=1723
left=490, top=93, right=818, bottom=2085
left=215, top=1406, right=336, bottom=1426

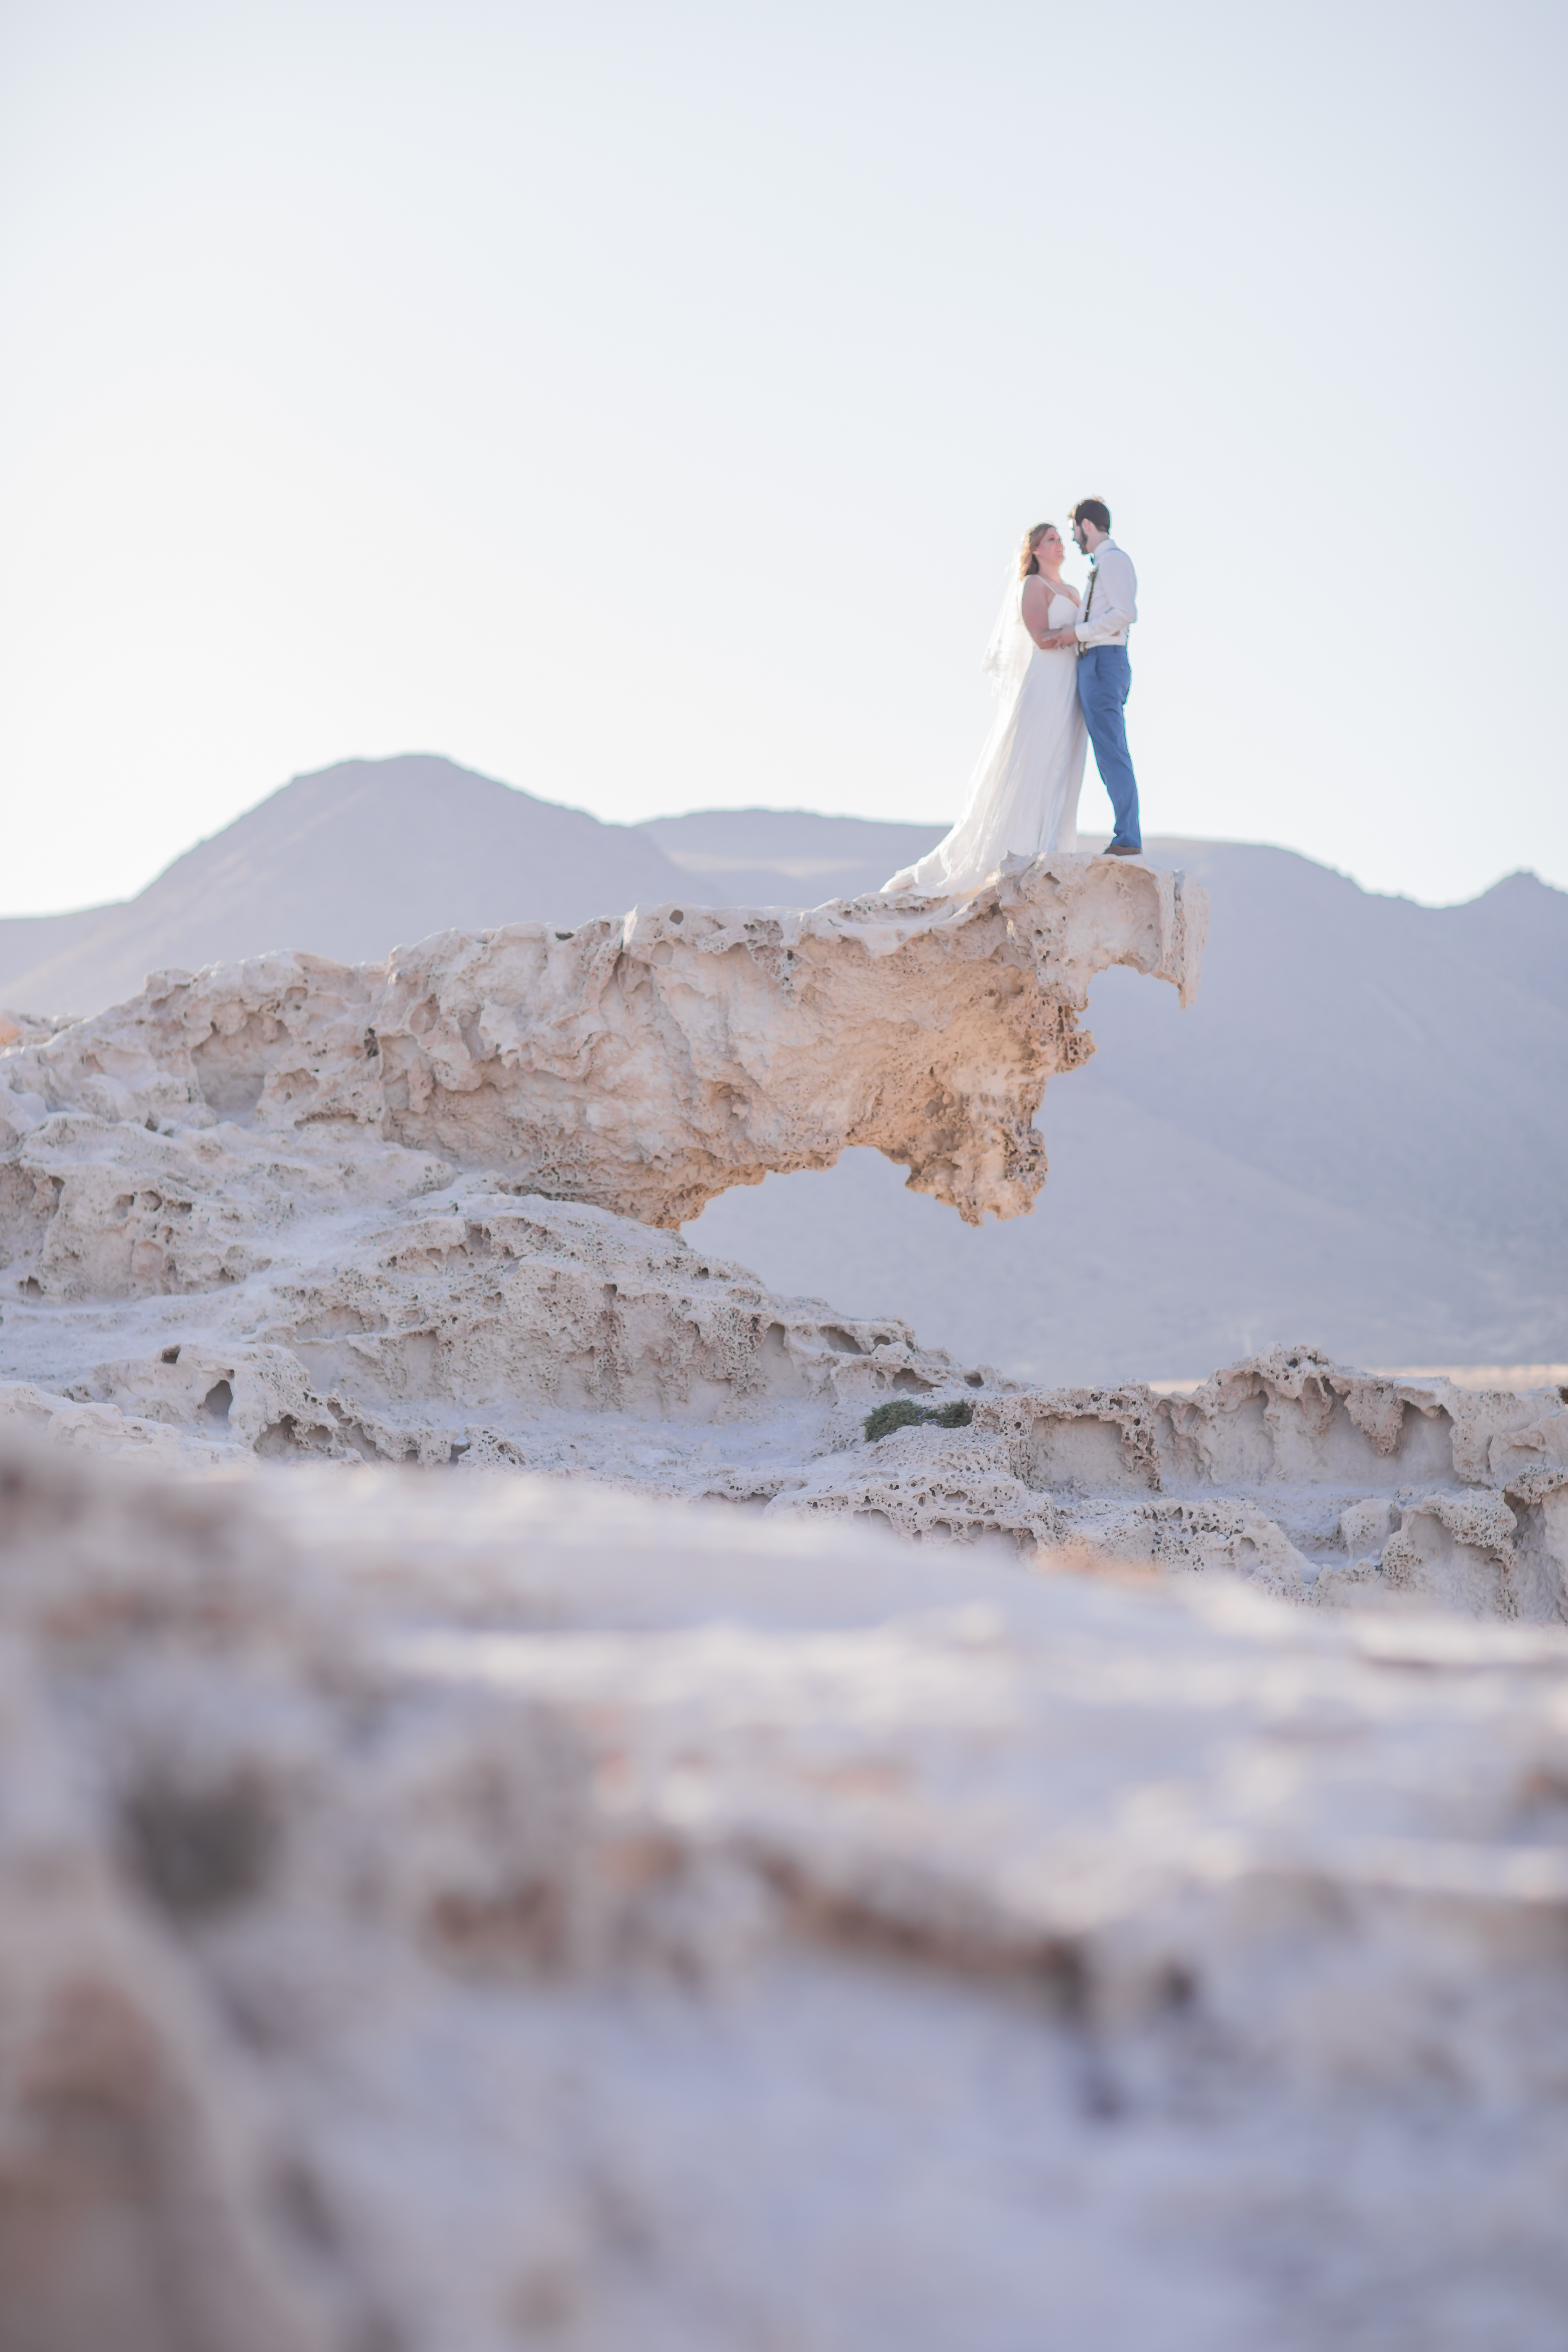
left=883, top=522, right=1088, bottom=895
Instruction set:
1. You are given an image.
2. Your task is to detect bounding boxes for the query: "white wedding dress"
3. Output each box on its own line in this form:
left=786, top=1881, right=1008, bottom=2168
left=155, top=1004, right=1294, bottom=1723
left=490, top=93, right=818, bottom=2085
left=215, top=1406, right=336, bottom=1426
left=883, top=579, right=1089, bottom=896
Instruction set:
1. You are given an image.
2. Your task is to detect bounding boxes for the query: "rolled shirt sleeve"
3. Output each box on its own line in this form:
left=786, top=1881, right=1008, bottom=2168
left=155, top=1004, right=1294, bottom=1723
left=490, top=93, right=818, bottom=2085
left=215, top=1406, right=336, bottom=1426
left=1074, top=546, right=1138, bottom=646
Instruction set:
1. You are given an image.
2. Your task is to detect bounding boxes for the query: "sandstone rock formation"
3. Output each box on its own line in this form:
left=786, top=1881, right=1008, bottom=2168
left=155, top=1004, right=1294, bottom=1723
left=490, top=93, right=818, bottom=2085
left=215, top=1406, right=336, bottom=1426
left=694, top=843, right=1568, bottom=1383
left=3, top=1432, right=1568, bottom=2350
left=5, top=835, right=1568, bottom=2346
left=2, top=1070, right=1564, bottom=1613
left=6, top=848, right=1567, bottom=1624
left=816, top=1345, right=1568, bottom=1618
left=1, top=850, right=1205, bottom=1227
left=11, top=755, right=1564, bottom=1380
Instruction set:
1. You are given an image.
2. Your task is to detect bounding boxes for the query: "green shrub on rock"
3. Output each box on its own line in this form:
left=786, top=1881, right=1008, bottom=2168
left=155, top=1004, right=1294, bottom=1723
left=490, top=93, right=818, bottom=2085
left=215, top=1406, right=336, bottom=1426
left=862, top=1398, right=975, bottom=1444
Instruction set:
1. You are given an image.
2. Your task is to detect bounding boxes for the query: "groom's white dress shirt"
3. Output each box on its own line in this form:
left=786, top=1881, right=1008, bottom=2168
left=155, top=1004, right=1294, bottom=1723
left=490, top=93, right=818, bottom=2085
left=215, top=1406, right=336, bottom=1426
left=1073, top=540, right=1137, bottom=649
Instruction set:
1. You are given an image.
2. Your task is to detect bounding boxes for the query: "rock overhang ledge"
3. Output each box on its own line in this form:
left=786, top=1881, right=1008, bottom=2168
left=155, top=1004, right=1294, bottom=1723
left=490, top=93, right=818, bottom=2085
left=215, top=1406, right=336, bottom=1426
left=4, top=851, right=1206, bottom=1232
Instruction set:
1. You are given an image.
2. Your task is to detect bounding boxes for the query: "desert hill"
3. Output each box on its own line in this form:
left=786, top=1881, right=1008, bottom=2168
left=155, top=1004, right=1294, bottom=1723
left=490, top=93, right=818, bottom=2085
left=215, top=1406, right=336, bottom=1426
left=0, top=756, right=690, bottom=1017
left=3, top=752, right=1564, bottom=1379
left=0, top=762, right=941, bottom=1017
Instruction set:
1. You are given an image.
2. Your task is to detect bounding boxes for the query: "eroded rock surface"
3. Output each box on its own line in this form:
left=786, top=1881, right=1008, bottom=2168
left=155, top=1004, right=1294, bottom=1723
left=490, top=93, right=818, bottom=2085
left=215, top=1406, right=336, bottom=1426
left=2, top=1083, right=1564, bottom=1616
left=4, top=845, right=1567, bottom=2341
left=0, top=851, right=1204, bottom=1227
left=5, top=855, right=1566, bottom=1624
left=2, top=1434, right=1568, bottom=2350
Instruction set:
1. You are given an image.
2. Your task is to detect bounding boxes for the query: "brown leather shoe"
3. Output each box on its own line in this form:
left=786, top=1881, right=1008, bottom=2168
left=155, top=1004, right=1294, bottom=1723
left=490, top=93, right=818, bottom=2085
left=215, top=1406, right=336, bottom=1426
left=1107, top=843, right=1143, bottom=858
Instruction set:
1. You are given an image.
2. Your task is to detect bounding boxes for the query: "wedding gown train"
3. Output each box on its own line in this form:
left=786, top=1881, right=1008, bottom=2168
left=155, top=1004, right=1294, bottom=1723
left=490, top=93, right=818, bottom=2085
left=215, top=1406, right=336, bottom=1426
left=883, top=582, right=1088, bottom=896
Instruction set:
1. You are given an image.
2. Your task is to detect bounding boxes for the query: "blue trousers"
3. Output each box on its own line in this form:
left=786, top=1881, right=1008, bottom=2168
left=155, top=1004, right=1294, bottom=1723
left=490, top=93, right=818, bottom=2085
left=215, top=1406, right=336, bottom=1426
left=1076, top=644, right=1141, bottom=850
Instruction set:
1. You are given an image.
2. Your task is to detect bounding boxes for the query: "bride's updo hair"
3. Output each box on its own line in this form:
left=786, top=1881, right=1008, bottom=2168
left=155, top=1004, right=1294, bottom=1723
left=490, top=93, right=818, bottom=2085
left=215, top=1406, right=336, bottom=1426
left=1019, top=523, right=1055, bottom=578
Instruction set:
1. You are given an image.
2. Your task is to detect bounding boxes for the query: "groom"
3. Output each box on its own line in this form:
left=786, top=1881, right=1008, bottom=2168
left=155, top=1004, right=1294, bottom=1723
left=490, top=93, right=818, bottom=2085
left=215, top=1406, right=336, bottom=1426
left=1045, top=498, right=1141, bottom=857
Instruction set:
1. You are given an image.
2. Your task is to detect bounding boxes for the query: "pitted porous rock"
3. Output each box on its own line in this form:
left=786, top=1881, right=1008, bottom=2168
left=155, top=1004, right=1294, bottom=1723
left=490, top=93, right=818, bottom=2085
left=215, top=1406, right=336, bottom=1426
left=5, top=889, right=1568, bottom=1621
left=1, top=852, right=1204, bottom=1228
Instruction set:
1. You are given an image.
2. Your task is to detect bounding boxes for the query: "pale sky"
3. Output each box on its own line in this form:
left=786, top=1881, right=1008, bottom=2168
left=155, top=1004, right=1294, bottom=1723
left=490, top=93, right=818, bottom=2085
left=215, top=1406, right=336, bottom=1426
left=3, top=0, right=1564, bottom=916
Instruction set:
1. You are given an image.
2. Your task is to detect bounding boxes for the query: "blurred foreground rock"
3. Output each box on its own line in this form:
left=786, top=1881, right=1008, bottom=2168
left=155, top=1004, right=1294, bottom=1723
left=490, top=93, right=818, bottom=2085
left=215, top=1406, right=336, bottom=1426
left=1, top=1433, right=1568, bottom=2349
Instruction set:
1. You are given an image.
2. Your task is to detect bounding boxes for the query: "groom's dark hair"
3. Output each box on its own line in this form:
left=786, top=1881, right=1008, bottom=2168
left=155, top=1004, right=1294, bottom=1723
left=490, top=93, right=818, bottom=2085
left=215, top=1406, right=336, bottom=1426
left=1072, top=498, right=1111, bottom=534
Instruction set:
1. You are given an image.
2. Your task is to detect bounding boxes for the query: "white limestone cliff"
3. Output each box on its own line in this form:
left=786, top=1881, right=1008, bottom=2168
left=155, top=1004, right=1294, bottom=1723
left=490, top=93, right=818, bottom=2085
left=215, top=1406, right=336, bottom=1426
left=1, top=851, right=1204, bottom=1227
left=2, top=1054, right=1564, bottom=1613
left=2, top=853, right=1565, bottom=1621
left=5, top=844, right=1568, bottom=2346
